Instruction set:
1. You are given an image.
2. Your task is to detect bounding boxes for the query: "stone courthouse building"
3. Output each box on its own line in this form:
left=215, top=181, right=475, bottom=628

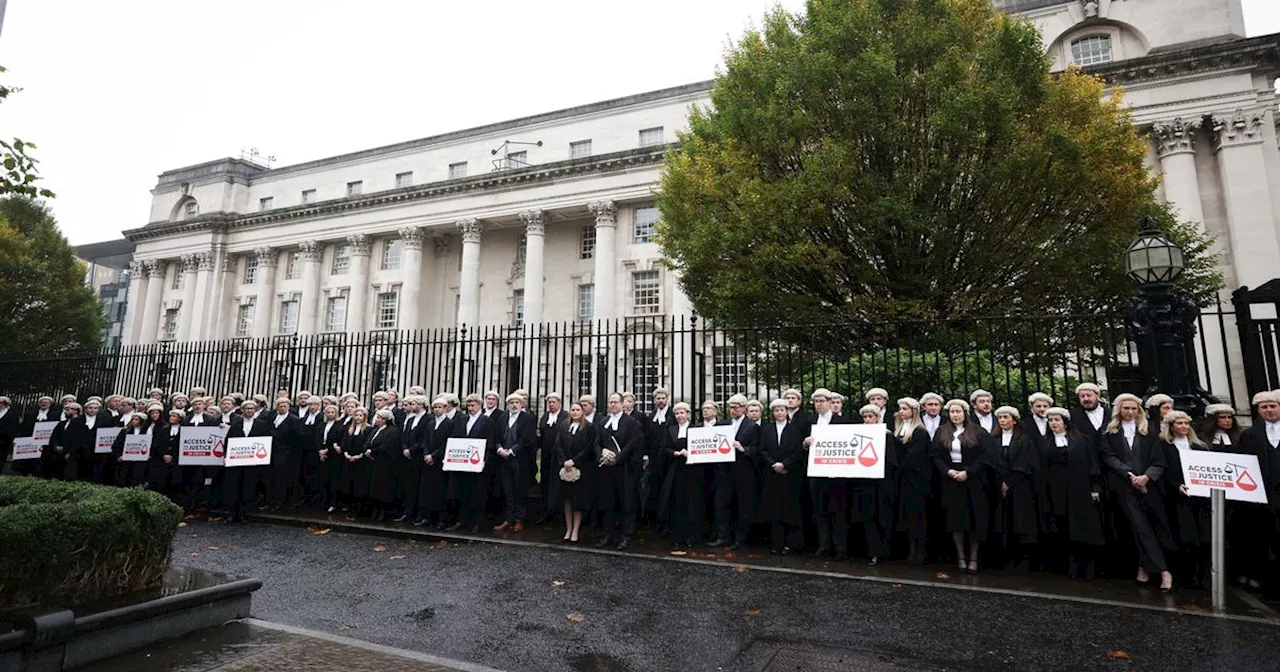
left=116, top=0, right=1279, bottom=406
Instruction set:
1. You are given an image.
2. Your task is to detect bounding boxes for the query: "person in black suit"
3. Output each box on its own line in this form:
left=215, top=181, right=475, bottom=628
left=759, top=399, right=806, bottom=554
left=893, top=398, right=933, bottom=565
left=992, top=406, right=1039, bottom=572
left=1024, top=393, right=1053, bottom=443
left=661, top=402, right=703, bottom=548
left=1239, top=391, right=1280, bottom=597
left=555, top=401, right=597, bottom=543
left=0, top=396, right=20, bottom=467
left=933, top=399, right=996, bottom=574
left=494, top=393, right=535, bottom=532
left=536, top=393, right=568, bottom=524
left=266, top=398, right=304, bottom=510
left=594, top=392, right=645, bottom=550
left=709, top=394, right=760, bottom=550
left=969, top=390, right=997, bottom=435
left=447, top=394, right=494, bottom=533
left=1100, top=393, right=1175, bottom=592
left=112, top=412, right=152, bottom=488
left=803, top=389, right=852, bottom=559
left=297, top=398, right=325, bottom=508
left=855, top=404, right=898, bottom=565
left=395, top=396, right=430, bottom=522
left=1070, top=383, right=1111, bottom=446
left=45, top=402, right=90, bottom=481
left=644, top=387, right=673, bottom=532
left=317, top=405, right=345, bottom=512
left=366, top=408, right=404, bottom=522
left=78, top=398, right=115, bottom=485
left=415, top=397, right=455, bottom=528
left=178, top=397, right=218, bottom=510
left=223, top=401, right=272, bottom=523
left=1042, top=407, right=1106, bottom=580
left=151, top=408, right=186, bottom=498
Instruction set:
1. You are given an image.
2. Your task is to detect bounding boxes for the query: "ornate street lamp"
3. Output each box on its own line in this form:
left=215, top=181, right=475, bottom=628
left=595, top=343, right=610, bottom=405
left=1125, top=215, right=1216, bottom=415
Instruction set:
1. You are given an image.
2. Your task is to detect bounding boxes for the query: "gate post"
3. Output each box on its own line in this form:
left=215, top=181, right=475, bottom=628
left=1232, top=286, right=1264, bottom=401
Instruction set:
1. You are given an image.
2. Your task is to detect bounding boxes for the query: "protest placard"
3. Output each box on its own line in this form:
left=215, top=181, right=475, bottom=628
left=179, top=426, right=227, bottom=466
left=225, top=436, right=272, bottom=467
left=686, top=426, right=737, bottom=465
left=807, top=424, right=886, bottom=479
left=95, top=428, right=117, bottom=454
left=1181, top=449, right=1268, bottom=504
left=122, top=434, right=151, bottom=461
left=443, top=438, right=486, bottom=473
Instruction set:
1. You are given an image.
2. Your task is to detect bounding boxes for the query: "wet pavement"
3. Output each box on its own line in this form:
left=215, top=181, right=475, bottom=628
left=160, top=516, right=1280, bottom=671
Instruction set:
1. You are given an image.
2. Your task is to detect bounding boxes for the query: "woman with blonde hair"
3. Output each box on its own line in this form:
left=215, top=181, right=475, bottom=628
left=341, top=407, right=372, bottom=517
left=894, top=398, right=932, bottom=565
left=555, top=402, right=596, bottom=543
left=1101, top=393, right=1175, bottom=592
left=1159, top=409, right=1211, bottom=589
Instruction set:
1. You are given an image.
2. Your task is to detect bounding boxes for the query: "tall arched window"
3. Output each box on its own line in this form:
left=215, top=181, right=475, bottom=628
left=1070, top=35, right=1112, bottom=66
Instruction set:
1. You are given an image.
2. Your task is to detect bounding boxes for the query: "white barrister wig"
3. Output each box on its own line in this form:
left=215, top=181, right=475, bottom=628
left=859, top=404, right=881, bottom=418
left=673, top=402, right=692, bottom=414
left=146, top=403, right=164, bottom=413
left=578, top=394, right=596, bottom=405
left=944, top=399, right=970, bottom=414
left=920, top=392, right=944, bottom=405
left=1252, top=390, right=1280, bottom=406
left=1111, top=393, right=1142, bottom=408
left=1045, top=407, right=1071, bottom=422
left=506, top=393, right=523, bottom=403
left=1027, top=392, right=1054, bottom=406
left=809, top=388, right=832, bottom=401
left=782, top=388, right=802, bottom=399
left=897, top=397, right=920, bottom=411
left=727, top=394, right=749, bottom=406
left=969, top=389, right=993, bottom=403
left=994, top=406, right=1021, bottom=421
left=1145, top=394, right=1174, bottom=409
left=168, top=408, right=186, bottom=419
left=1204, top=403, right=1234, bottom=417
left=1075, top=382, right=1102, bottom=395
left=1164, top=410, right=1193, bottom=426
left=545, top=392, right=562, bottom=402
left=865, top=388, right=889, bottom=400
left=769, top=399, right=788, bottom=410
left=463, top=393, right=482, bottom=404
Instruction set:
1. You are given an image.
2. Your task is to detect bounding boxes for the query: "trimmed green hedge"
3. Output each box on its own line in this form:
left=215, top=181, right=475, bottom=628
left=0, top=476, right=184, bottom=608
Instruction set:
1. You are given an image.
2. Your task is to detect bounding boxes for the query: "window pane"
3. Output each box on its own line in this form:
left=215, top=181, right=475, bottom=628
left=639, top=127, right=664, bottom=147
left=346, top=181, right=363, bottom=197
left=259, top=197, right=273, bottom=211
left=630, top=349, right=660, bottom=413
left=632, top=271, right=661, bottom=314
left=301, top=189, right=316, bottom=204
left=395, top=171, right=414, bottom=188
left=577, top=284, right=594, bottom=322
left=576, top=355, right=594, bottom=397
left=512, top=289, right=524, bottom=327
left=326, top=296, right=347, bottom=332
left=634, top=205, right=658, bottom=244
left=285, top=252, right=301, bottom=280
left=332, top=245, right=352, bottom=275
left=382, top=239, right=403, bottom=270
left=236, top=304, right=253, bottom=337
left=243, top=257, right=259, bottom=285
left=570, top=140, right=592, bottom=159
left=448, top=162, right=468, bottom=179
left=712, top=346, right=748, bottom=404
left=1070, top=35, right=1112, bottom=66
left=279, top=300, right=298, bottom=334
left=377, top=292, right=398, bottom=329
left=580, top=225, right=596, bottom=259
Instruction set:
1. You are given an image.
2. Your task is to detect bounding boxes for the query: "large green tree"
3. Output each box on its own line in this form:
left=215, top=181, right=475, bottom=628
left=0, top=197, right=104, bottom=353
left=658, top=0, right=1220, bottom=331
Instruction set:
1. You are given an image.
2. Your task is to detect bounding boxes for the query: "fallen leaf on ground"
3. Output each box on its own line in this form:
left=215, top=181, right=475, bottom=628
left=308, top=527, right=331, bottom=536
left=723, top=552, right=736, bottom=559
left=389, top=555, right=406, bottom=560
left=177, top=522, right=188, bottom=528
left=670, top=550, right=688, bottom=556
left=566, top=613, right=586, bottom=623
left=190, top=552, right=199, bottom=556
left=891, top=583, right=903, bottom=589
left=745, top=608, right=761, bottom=616
left=203, top=546, right=218, bottom=551
left=184, top=514, right=196, bottom=520
left=189, top=533, right=199, bottom=538
left=552, top=580, right=566, bottom=587
left=733, top=566, right=749, bottom=573
left=1108, top=651, right=1130, bottom=660
left=935, top=572, right=951, bottom=580
left=373, top=544, right=388, bottom=552
left=434, top=540, right=448, bottom=550
left=207, top=517, right=223, bottom=522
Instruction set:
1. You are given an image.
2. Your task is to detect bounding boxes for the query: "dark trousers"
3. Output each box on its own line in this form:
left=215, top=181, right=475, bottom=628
left=497, top=456, right=526, bottom=523
left=448, top=472, right=484, bottom=527
left=400, top=456, right=422, bottom=518
left=269, top=455, right=295, bottom=505
left=713, top=461, right=758, bottom=544
left=417, top=463, right=446, bottom=520
left=1116, top=490, right=1169, bottom=574
left=810, top=479, right=849, bottom=554
left=41, top=449, right=75, bottom=480
left=771, top=521, right=802, bottom=552
left=595, top=463, right=639, bottom=541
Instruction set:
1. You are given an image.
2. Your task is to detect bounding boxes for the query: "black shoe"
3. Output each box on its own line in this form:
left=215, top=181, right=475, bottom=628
left=446, top=522, right=463, bottom=531
left=467, top=524, right=480, bottom=534
left=372, top=511, right=385, bottom=522
left=707, top=539, right=726, bottom=548
left=730, top=542, right=745, bottom=551
left=835, top=552, right=849, bottom=561
left=595, top=537, right=610, bottom=548
left=393, top=514, right=409, bottom=523
left=617, top=539, right=630, bottom=551
left=435, top=522, right=448, bottom=530
left=413, top=518, right=428, bottom=527
left=868, top=557, right=881, bottom=567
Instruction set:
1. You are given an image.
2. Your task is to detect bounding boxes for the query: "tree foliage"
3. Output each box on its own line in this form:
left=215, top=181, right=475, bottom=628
left=657, top=0, right=1221, bottom=331
left=0, top=197, right=104, bottom=353
left=0, top=66, right=55, bottom=199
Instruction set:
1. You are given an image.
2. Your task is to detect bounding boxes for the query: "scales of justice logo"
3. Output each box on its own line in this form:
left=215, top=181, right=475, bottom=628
left=1224, top=462, right=1258, bottom=492
left=469, top=448, right=482, bottom=465
left=857, top=436, right=878, bottom=467
left=212, top=437, right=225, bottom=459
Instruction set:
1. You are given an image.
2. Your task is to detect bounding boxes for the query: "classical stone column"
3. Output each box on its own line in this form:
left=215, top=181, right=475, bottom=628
left=138, top=260, right=165, bottom=345
left=398, top=227, right=425, bottom=330
left=190, top=251, right=214, bottom=341
left=122, top=260, right=149, bottom=345
left=297, top=240, right=324, bottom=336
left=252, top=246, right=278, bottom=338
left=519, top=210, right=546, bottom=326
left=346, top=234, right=371, bottom=333
left=588, top=200, right=617, bottom=321
left=1152, top=118, right=1205, bottom=229
left=456, top=219, right=485, bottom=327
left=175, top=254, right=199, bottom=341
left=215, top=251, right=238, bottom=340
left=1212, top=108, right=1280, bottom=288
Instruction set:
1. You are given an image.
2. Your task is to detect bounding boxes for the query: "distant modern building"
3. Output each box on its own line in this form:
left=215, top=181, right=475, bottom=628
left=76, top=238, right=136, bottom=350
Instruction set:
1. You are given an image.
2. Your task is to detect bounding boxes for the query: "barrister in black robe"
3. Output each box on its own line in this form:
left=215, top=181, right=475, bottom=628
left=992, top=407, right=1038, bottom=572
left=593, top=393, right=645, bottom=550
left=151, top=410, right=186, bottom=497
left=892, top=399, right=933, bottom=564
left=1159, top=410, right=1213, bottom=589
left=0, top=396, right=18, bottom=467
left=366, top=409, right=404, bottom=521
left=1100, top=394, right=1175, bottom=592
left=1023, top=393, right=1053, bottom=444
left=710, top=396, right=761, bottom=550
left=759, top=400, right=806, bottom=554
left=80, top=400, right=115, bottom=485
left=1201, top=403, right=1253, bottom=588
left=493, top=394, right=536, bottom=531
left=179, top=401, right=218, bottom=510
left=15, top=396, right=56, bottom=476
left=554, top=403, right=596, bottom=542
left=415, top=398, right=454, bottom=527
left=969, top=390, right=997, bottom=436
left=659, top=404, right=704, bottom=548
left=45, top=403, right=88, bottom=481
left=223, top=402, right=273, bottom=523
left=804, top=389, right=852, bottom=558
left=536, top=394, right=569, bottom=523
left=643, top=390, right=672, bottom=532
left=933, top=399, right=995, bottom=573
left=1239, top=393, right=1280, bottom=597
left=112, top=414, right=152, bottom=487
left=266, top=398, right=304, bottom=509
left=396, top=397, right=430, bottom=523
left=297, top=399, right=326, bottom=507
left=318, top=406, right=345, bottom=511
left=1041, top=409, right=1105, bottom=579
left=856, top=405, right=898, bottom=565
left=340, top=410, right=373, bottom=512
left=446, top=397, right=494, bottom=533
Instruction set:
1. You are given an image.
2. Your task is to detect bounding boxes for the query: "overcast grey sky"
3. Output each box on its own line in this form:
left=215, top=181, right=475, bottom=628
left=2, top=0, right=1278, bottom=244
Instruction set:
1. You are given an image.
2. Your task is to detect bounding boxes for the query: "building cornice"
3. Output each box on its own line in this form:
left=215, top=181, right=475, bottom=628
left=125, top=145, right=671, bottom=242
left=1081, top=34, right=1280, bottom=86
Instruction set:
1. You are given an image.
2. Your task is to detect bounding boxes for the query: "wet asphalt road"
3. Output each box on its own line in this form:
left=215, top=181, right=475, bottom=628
left=172, top=520, right=1280, bottom=671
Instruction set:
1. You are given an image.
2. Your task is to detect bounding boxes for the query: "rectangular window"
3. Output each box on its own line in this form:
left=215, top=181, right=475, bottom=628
left=242, top=256, right=259, bottom=285
left=346, top=181, right=363, bottom=197
left=511, top=289, right=524, bottom=327
left=712, top=347, right=749, bottom=405
left=639, top=126, right=665, bottom=147
left=507, top=151, right=527, bottom=169
left=630, top=349, right=660, bottom=413
left=448, top=162, right=468, bottom=179
left=395, top=171, right=414, bottom=188
left=279, top=300, right=299, bottom=334
left=171, top=264, right=184, bottom=290
left=634, top=205, right=659, bottom=244
left=632, top=270, right=661, bottom=315
left=577, top=284, right=594, bottom=322
left=570, top=139, right=592, bottom=159
left=320, top=358, right=341, bottom=393
left=382, top=239, right=402, bottom=270
left=575, top=355, right=594, bottom=398
left=376, top=292, right=398, bottom=329
left=325, top=296, right=348, bottom=332
left=1070, top=35, right=1112, bottom=66
left=580, top=225, right=596, bottom=259
left=301, top=189, right=316, bottom=204
left=284, top=252, right=301, bottom=280
left=259, top=196, right=274, bottom=211
left=235, top=304, right=254, bottom=337
left=331, top=244, right=352, bottom=275
left=162, top=309, right=179, bottom=341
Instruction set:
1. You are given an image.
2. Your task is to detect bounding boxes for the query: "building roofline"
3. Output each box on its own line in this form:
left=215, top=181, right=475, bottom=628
left=1081, top=33, right=1280, bottom=85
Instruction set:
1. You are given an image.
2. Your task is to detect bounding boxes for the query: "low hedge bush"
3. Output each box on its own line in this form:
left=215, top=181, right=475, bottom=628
left=0, top=476, right=184, bottom=608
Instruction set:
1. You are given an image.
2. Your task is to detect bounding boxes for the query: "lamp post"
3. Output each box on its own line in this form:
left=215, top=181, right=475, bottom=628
left=595, top=343, right=609, bottom=405
left=1124, top=214, right=1216, bottom=416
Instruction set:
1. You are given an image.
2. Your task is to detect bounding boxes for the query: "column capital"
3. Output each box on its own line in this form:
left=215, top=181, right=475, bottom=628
left=180, top=253, right=199, bottom=274
left=220, top=252, right=238, bottom=274
left=142, top=259, right=162, bottom=277
left=1212, top=108, right=1267, bottom=151
left=433, top=235, right=452, bottom=256
left=456, top=218, right=485, bottom=244
left=588, top=200, right=617, bottom=228
left=398, top=226, right=425, bottom=250
left=254, top=246, right=279, bottom=267
left=128, top=260, right=147, bottom=278
left=1151, top=117, right=1198, bottom=157
left=519, top=210, right=546, bottom=236
left=298, top=239, right=325, bottom=262
left=346, top=233, right=371, bottom=256
left=196, top=251, right=215, bottom=272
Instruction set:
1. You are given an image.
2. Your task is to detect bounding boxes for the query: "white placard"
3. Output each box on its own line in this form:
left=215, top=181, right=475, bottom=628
left=32, top=421, right=57, bottom=444
left=443, top=437, right=486, bottom=473
left=806, top=424, right=887, bottom=479
left=12, top=437, right=42, bottom=460
left=179, top=426, right=227, bottom=466
left=686, top=426, right=736, bottom=465
left=1181, top=449, right=1268, bottom=504
left=122, top=434, right=151, bottom=462
left=95, top=428, right=117, bottom=454
left=225, top=436, right=272, bottom=467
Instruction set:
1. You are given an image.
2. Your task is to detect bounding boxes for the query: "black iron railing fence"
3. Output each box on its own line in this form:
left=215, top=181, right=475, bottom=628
left=0, top=304, right=1244, bottom=414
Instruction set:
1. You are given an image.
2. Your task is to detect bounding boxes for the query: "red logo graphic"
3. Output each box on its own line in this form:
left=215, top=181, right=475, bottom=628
left=255, top=444, right=268, bottom=459
left=469, top=449, right=481, bottom=465
left=1232, top=463, right=1258, bottom=492
left=857, top=438, right=879, bottom=467
left=212, top=438, right=225, bottom=459
left=717, top=436, right=732, bottom=455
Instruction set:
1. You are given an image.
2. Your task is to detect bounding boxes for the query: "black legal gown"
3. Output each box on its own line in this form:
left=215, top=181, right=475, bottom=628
left=757, top=421, right=805, bottom=526
left=341, top=428, right=372, bottom=499
left=1162, top=441, right=1210, bottom=548
left=112, top=426, right=150, bottom=487
left=658, top=423, right=704, bottom=544
left=367, top=424, right=404, bottom=506
left=996, top=431, right=1040, bottom=544
left=554, top=421, right=597, bottom=512
left=895, top=426, right=933, bottom=538
left=1042, top=432, right=1105, bottom=546
left=932, top=429, right=995, bottom=541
